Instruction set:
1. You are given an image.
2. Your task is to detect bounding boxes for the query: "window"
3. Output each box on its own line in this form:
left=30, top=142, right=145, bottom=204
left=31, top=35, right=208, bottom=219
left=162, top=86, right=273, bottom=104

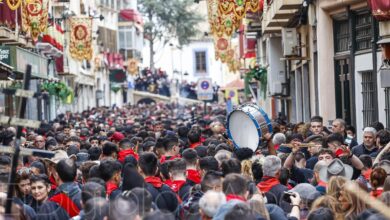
left=334, top=20, right=350, bottom=53
left=195, top=51, right=207, bottom=73
left=361, top=71, right=378, bottom=127
left=355, top=13, right=372, bottom=51
left=118, top=27, right=134, bottom=50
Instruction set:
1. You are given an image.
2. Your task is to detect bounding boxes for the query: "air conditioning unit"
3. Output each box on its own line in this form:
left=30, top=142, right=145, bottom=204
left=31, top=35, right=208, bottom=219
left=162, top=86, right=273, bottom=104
left=282, top=28, right=298, bottom=57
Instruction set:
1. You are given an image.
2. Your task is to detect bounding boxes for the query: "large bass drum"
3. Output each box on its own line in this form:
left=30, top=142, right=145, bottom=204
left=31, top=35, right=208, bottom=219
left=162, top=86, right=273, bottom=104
left=227, top=104, right=273, bottom=151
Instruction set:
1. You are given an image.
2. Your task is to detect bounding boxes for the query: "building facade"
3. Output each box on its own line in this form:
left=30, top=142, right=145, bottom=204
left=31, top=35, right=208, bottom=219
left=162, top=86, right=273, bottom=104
left=257, top=0, right=384, bottom=142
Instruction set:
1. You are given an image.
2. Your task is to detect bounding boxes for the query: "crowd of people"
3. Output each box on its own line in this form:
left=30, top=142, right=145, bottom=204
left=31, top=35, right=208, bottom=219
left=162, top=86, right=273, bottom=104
left=0, top=102, right=389, bottom=220
left=134, top=68, right=171, bottom=97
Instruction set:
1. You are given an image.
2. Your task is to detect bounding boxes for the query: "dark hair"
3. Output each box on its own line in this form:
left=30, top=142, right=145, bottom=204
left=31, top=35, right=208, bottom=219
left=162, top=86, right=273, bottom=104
left=122, top=164, right=145, bottom=191
left=234, top=148, right=253, bottom=161
left=194, top=145, right=207, bottom=158
left=345, top=125, right=356, bottom=135
left=163, top=135, right=179, bottom=151
left=178, top=126, right=189, bottom=138
left=80, top=161, right=98, bottom=182
left=55, top=159, right=77, bottom=182
left=66, top=145, right=80, bottom=156
left=119, top=138, right=134, bottom=150
left=80, top=142, right=92, bottom=151
left=359, top=155, right=373, bottom=169
left=122, top=187, right=153, bottom=216
left=99, top=160, right=122, bottom=181
left=199, top=156, right=219, bottom=172
left=252, top=162, right=263, bottom=184
left=108, top=196, right=139, bottom=220
left=377, top=130, right=390, bottom=146
left=87, top=177, right=106, bottom=188
left=318, top=149, right=335, bottom=158
left=201, top=171, right=223, bottom=192
left=84, top=197, right=109, bottom=220
left=223, top=173, right=248, bottom=196
left=325, top=133, right=344, bottom=145
left=307, top=207, right=334, bottom=220
left=371, top=121, right=385, bottom=132
left=30, top=161, right=46, bottom=175
left=139, top=153, right=158, bottom=176
left=88, top=146, right=102, bottom=160
left=182, top=148, right=198, bottom=165
left=279, top=168, right=290, bottom=186
left=224, top=203, right=257, bottom=220
left=371, top=167, right=387, bottom=190
left=102, top=142, right=119, bottom=157
left=142, top=141, right=155, bottom=152
left=294, top=152, right=306, bottom=163
left=187, top=130, right=201, bottom=144
left=168, top=159, right=186, bottom=175
left=88, top=165, right=101, bottom=179
left=310, top=116, right=323, bottom=123
left=81, top=182, right=106, bottom=204
left=221, top=158, right=241, bottom=176
left=30, top=174, right=50, bottom=185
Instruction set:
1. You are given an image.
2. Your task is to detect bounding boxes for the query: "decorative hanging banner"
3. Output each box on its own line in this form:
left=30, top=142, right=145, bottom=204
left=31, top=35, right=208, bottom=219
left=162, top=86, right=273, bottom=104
left=6, top=0, right=22, bottom=10
left=69, top=16, right=93, bottom=61
left=21, top=0, right=49, bottom=42
left=127, top=58, right=138, bottom=75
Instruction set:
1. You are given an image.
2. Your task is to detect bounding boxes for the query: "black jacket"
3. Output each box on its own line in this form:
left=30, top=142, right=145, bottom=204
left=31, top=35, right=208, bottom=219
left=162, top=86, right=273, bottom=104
left=145, top=183, right=179, bottom=213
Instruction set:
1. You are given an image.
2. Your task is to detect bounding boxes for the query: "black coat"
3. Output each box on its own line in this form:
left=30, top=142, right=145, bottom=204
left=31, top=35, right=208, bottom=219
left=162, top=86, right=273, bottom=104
left=145, top=183, right=179, bottom=213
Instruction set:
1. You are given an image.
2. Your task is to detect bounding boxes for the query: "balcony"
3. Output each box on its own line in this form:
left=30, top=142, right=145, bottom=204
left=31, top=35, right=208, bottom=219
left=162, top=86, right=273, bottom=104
left=0, top=27, right=27, bottom=46
left=52, top=0, right=70, bottom=8
left=262, top=0, right=302, bottom=33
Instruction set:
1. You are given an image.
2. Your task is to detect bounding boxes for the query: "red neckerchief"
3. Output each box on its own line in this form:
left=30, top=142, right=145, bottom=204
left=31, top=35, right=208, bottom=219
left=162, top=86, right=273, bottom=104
left=371, top=188, right=384, bottom=198
left=170, top=180, right=186, bottom=192
left=257, top=176, right=280, bottom=193
left=186, top=169, right=201, bottom=184
left=118, top=149, right=139, bottom=163
left=164, top=179, right=173, bottom=188
left=160, top=154, right=181, bottom=164
left=317, top=180, right=327, bottom=187
left=50, top=175, right=57, bottom=190
left=49, top=193, right=80, bottom=217
left=362, top=168, right=372, bottom=181
left=226, top=194, right=246, bottom=202
left=106, top=181, right=119, bottom=196
left=190, top=142, right=201, bottom=149
left=145, top=176, right=163, bottom=188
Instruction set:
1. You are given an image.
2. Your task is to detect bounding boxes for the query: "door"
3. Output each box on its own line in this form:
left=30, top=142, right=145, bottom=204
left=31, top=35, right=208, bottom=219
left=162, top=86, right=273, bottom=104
left=335, top=58, right=352, bottom=124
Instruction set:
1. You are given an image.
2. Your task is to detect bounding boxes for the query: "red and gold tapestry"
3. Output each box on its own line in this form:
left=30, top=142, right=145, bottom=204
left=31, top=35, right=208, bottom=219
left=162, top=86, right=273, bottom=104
left=69, top=16, right=93, bottom=61
left=368, top=0, right=390, bottom=21
left=6, top=0, right=22, bottom=10
left=21, top=0, right=49, bottom=42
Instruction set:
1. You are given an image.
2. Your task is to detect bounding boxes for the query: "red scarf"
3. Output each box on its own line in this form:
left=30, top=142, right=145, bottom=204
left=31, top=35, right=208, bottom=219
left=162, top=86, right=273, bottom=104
left=363, top=168, right=372, bottom=181
left=186, top=169, right=201, bottom=184
left=371, top=188, right=384, bottom=198
left=145, top=176, right=163, bottom=188
left=164, top=179, right=173, bottom=188
left=226, top=194, right=246, bottom=202
left=170, top=180, right=186, bottom=192
left=160, top=154, right=181, bottom=164
left=50, top=175, right=57, bottom=190
left=49, top=193, right=80, bottom=217
left=190, top=142, right=202, bottom=149
left=106, top=181, right=119, bottom=196
left=257, top=176, right=280, bottom=193
left=317, top=180, right=327, bottom=187
left=118, top=149, right=139, bottom=163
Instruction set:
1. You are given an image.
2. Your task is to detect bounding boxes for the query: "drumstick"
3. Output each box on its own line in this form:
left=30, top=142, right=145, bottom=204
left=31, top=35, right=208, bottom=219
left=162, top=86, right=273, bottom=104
left=344, top=181, right=390, bottom=219
left=280, top=143, right=322, bottom=148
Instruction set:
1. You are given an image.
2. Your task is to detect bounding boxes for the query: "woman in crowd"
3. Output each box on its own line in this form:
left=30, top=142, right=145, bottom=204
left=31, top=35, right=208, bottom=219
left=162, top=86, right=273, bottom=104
left=29, top=174, right=51, bottom=212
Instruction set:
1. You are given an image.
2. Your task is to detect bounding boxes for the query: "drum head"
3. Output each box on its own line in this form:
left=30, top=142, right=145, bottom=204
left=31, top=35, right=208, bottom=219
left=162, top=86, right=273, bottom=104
left=228, top=111, right=259, bottom=151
